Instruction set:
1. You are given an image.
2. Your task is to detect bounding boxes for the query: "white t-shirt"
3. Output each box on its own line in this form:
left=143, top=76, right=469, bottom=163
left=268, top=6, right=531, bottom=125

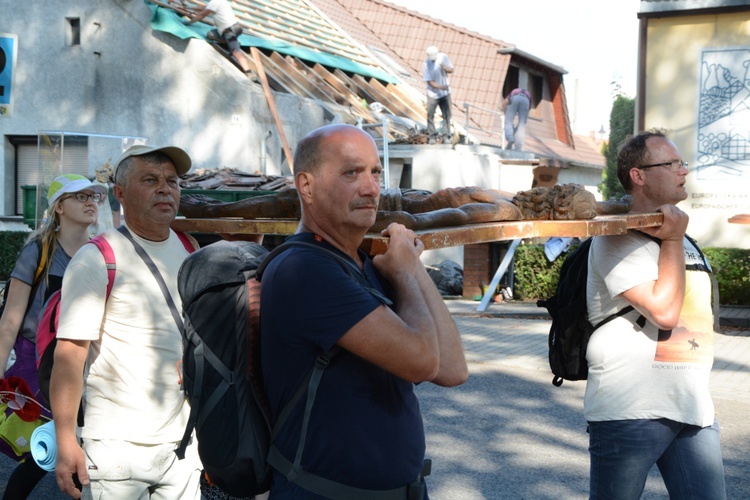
left=57, top=227, right=192, bottom=444
left=206, top=0, right=238, bottom=32
left=585, top=231, right=715, bottom=427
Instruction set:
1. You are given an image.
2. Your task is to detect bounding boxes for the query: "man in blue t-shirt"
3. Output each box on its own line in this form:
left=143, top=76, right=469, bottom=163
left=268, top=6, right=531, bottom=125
left=260, top=124, right=468, bottom=498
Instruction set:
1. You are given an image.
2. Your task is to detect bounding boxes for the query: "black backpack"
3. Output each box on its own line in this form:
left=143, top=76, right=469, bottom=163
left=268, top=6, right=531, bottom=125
left=175, top=239, right=393, bottom=498
left=537, top=238, right=634, bottom=387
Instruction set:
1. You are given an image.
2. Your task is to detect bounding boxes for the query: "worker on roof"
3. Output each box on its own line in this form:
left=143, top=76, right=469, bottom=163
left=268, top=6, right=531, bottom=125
left=186, top=0, right=253, bottom=75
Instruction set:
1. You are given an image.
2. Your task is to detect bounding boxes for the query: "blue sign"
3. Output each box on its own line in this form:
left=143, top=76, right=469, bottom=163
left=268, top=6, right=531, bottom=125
left=0, top=34, right=17, bottom=116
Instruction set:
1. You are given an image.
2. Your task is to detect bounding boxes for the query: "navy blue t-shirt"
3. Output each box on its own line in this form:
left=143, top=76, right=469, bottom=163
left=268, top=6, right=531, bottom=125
left=260, top=233, right=425, bottom=496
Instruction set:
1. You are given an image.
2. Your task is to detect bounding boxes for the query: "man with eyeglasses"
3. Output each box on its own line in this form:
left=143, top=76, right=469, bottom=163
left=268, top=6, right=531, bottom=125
left=584, top=130, right=726, bottom=499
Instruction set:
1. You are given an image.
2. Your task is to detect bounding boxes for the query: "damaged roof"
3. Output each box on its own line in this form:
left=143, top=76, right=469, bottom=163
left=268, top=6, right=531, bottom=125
left=151, top=0, right=604, bottom=168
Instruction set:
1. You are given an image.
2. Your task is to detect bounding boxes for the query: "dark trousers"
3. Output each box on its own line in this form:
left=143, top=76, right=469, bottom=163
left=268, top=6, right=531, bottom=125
left=426, top=94, right=452, bottom=139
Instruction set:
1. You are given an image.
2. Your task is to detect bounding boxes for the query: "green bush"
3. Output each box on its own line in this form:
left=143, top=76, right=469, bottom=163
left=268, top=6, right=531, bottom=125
left=513, top=243, right=568, bottom=301
left=0, top=231, right=30, bottom=281
left=703, top=248, right=750, bottom=306
left=514, top=243, right=750, bottom=306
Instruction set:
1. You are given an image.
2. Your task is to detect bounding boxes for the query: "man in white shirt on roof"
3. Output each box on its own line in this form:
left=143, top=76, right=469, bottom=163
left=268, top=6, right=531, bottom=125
left=422, top=45, right=454, bottom=144
left=187, top=0, right=253, bottom=74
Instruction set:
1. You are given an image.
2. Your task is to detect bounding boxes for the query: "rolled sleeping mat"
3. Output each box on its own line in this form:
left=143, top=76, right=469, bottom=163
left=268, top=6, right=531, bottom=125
left=30, top=420, right=56, bottom=472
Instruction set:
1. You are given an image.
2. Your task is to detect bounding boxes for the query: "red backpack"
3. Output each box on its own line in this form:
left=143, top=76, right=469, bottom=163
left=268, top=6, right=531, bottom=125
left=35, top=231, right=195, bottom=409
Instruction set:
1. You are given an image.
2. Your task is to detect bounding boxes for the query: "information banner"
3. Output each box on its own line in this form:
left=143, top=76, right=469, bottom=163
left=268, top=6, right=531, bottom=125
left=0, top=34, right=18, bottom=117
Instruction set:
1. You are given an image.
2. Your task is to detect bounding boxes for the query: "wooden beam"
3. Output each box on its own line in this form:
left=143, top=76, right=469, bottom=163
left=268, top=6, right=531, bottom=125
left=335, top=69, right=378, bottom=104
left=309, top=64, right=373, bottom=121
left=172, top=213, right=664, bottom=255
left=251, top=47, right=295, bottom=172
left=352, top=75, right=413, bottom=119
left=379, top=81, right=427, bottom=120
left=268, top=52, right=335, bottom=102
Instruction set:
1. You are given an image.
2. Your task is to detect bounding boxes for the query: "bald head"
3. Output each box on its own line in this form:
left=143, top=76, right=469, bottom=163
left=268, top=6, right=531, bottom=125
left=294, top=124, right=377, bottom=176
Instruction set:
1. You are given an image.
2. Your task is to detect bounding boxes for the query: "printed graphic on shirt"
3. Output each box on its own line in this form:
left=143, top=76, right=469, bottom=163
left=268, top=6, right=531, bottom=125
left=654, top=269, right=714, bottom=364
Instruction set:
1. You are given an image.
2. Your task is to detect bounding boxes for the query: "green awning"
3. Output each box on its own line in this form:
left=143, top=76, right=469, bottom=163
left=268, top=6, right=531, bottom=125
left=148, top=4, right=397, bottom=83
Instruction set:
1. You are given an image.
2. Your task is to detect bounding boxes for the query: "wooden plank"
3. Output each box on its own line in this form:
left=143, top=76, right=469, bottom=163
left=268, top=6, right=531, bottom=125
left=251, top=47, right=295, bottom=172
left=172, top=213, right=664, bottom=255
left=260, top=52, right=319, bottom=99
left=171, top=218, right=299, bottom=235
left=309, top=64, right=374, bottom=121
left=269, top=53, right=337, bottom=103
left=729, top=214, right=750, bottom=224
left=334, top=69, right=378, bottom=105
left=362, top=214, right=663, bottom=254
left=382, top=82, right=428, bottom=121
left=353, top=75, right=413, bottom=119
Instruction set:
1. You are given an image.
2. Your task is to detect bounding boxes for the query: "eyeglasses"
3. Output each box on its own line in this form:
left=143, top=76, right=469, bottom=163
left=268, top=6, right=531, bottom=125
left=66, top=192, right=105, bottom=203
left=638, top=159, right=688, bottom=171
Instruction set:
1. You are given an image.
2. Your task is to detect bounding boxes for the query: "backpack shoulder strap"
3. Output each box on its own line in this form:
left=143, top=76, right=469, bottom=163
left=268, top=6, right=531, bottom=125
left=87, top=235, right=117, bottom=299
left=175, top=231, right=197, bottom=253
left=33, top=238, right=48, bottom=284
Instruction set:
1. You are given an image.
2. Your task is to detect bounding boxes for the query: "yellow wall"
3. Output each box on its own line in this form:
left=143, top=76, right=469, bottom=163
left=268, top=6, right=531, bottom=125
left=645, top=13, right=750, bottom=248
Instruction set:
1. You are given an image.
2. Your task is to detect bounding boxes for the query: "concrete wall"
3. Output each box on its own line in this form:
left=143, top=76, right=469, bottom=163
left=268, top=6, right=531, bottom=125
left=0, top=0, right=331, bottom=215
left=643, top=12, right=750, bottom=248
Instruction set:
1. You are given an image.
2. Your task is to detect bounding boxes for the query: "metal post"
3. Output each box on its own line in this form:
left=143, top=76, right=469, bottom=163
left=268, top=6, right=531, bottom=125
left=382, top=117, right=390, bottom=189
left=477, top=239, right=521, bottom=312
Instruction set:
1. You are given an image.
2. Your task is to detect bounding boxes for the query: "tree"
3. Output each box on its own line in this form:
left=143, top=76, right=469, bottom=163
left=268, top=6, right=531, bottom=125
left=599, top=95, right=635, bottom=200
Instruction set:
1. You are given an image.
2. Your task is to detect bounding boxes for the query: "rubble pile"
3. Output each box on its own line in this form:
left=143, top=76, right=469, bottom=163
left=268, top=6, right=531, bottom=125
left=391, top=133, right=430, bottom=145
left=179, top=168, right=294, bottom=192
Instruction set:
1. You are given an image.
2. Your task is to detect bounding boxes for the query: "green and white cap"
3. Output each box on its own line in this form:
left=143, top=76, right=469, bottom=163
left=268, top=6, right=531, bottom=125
left=47, top=174, right=108, bottom=206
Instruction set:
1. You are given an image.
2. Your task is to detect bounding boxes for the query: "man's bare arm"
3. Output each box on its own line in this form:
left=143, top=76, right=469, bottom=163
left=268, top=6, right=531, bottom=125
left=414, top=264, right=468, bottom=387
left=187, top=8, right=212, bottom=24
left=622, top=205, right=688, bottom=329
left=50, top=339, right=90, bottom=499
left=337, top=224, right=441, bottom=382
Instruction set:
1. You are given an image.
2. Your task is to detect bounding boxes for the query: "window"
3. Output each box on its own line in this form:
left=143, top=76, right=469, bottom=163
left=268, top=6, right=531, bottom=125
left=12, top=135, right=88, bottom=216
left=503, top=66, right=520, bottom=99
left=530, top=73, right=544, bottom=109
left=66, top=18, right=80, bottom=46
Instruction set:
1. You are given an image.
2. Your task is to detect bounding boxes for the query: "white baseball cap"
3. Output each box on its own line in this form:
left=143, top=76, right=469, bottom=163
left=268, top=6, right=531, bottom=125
left=47, top=174, right=108, bottom=206
left=426, top=46, right=439, bottom=61
left=114, top=145, right=192, bottom=176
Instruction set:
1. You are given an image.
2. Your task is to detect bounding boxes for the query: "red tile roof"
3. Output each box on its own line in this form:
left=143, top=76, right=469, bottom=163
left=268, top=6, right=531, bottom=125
left=321, top=0, right=603, bottom=168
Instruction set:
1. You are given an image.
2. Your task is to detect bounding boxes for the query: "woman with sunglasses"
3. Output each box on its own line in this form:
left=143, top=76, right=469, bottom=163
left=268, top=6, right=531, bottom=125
left=0, top=174, right=106, bottom=499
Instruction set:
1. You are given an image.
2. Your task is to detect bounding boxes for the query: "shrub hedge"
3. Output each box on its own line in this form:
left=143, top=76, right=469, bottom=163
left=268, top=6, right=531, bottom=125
left=0, top=231, right=31, bottom=281
left=513, top=242, right=750, bottom=306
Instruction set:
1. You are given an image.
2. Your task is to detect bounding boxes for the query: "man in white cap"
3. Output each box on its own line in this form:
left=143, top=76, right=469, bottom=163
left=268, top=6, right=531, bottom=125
left=50, top=145, right=202, bottom=499
left=422, top=45, right=455, bottom=144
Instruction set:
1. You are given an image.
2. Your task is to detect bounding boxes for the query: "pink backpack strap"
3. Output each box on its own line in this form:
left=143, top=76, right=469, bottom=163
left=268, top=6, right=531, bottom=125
left=176, top=231, right=197, bottom=254
left=88, top=236, right=117, bottom=299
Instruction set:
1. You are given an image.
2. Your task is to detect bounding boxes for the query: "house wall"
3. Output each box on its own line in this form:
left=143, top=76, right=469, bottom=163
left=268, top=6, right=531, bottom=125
left=0, top=0, right=330, bottom=216
left=644, top=11, right=750, bottom=248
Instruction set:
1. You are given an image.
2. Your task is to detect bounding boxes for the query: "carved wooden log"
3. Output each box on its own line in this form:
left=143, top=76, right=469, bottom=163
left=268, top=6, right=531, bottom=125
left=178, top=184, right=632, bottom=231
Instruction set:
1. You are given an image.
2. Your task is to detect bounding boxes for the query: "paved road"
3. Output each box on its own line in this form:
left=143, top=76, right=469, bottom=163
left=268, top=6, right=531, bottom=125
left=419, top=300, right=750, bottom=499
left=2, top=301, right=748, bottom=499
